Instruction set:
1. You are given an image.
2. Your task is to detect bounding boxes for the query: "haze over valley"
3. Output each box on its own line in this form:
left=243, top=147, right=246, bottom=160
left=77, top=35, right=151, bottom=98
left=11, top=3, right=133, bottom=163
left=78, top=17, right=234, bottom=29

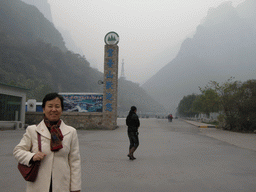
left=142, top=0, right=256, bottom=112
left=1, top=0, right=255, bottom=115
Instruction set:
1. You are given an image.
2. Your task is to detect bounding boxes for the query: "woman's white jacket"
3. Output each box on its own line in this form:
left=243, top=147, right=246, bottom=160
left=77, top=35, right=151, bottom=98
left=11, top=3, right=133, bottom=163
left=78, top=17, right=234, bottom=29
left=13, top=120, right=81, bottom=192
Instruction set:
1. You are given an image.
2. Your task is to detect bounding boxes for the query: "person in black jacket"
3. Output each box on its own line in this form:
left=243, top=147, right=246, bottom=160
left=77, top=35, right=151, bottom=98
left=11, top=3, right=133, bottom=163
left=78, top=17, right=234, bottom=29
left=126, top=106, right=140, bottom=160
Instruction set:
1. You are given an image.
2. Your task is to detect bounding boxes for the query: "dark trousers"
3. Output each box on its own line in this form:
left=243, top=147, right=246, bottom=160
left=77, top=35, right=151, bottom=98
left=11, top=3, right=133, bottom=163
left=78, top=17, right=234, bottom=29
left=128, top=132, right=139, bottom=149
left=49, top=177, right=52, bottom=192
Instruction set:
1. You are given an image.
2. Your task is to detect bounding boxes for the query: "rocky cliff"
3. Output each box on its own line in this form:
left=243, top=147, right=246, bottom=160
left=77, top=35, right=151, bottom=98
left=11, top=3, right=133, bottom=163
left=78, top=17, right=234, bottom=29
left=142, top=1, right=256, bottom=113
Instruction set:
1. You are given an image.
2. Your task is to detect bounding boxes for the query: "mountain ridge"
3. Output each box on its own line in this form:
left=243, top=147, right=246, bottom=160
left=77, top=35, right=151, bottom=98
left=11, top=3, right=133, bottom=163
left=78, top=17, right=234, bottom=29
left=0, top=0, right=66, bottom=51
left=142, top=0, right=256, bottom=113
left=0, top=0, right=166, bottom=115
left=21, top=0, right=53, bottom=22
left=20, top=0, right=85, bottom=55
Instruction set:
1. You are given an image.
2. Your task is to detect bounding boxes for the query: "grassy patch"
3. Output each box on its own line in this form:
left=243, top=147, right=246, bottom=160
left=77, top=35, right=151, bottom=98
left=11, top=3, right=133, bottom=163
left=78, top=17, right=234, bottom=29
left=202, top=121, right=219, bottom=126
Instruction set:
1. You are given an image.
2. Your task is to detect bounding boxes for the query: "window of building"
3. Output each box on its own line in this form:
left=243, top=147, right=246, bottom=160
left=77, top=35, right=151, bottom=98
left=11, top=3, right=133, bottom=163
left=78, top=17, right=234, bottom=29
left=0, top=94, right=22, bottom=121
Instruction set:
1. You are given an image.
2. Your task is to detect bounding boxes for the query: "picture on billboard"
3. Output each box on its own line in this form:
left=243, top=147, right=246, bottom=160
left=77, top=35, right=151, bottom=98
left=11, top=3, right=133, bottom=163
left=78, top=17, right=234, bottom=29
left=59, top=93, right=103, bottom=112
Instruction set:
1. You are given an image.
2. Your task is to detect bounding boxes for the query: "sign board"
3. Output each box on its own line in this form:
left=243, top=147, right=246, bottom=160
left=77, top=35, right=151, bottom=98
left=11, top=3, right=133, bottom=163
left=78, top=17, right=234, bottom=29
left=104, top=31, right=119, bottom=45
left=103, top=31, right=119, bottom=129
left=59, top=93, right=103, bottom=112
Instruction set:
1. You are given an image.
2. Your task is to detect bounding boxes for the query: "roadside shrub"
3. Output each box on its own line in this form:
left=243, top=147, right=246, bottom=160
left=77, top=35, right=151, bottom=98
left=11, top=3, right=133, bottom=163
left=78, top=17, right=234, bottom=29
left=218, top=79, right=256, bottom=132
left=184, top=79, right=256, bottom=132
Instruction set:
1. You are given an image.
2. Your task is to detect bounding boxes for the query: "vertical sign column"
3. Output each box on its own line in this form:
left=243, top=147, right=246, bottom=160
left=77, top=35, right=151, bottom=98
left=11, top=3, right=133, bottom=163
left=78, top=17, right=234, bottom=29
left=103, top=32, right=119, bottom=129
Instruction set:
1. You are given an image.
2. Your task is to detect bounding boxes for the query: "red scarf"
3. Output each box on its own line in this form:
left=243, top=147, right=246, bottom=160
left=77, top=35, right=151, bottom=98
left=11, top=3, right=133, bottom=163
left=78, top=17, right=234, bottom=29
left=44, top=117, right=63, bottom=151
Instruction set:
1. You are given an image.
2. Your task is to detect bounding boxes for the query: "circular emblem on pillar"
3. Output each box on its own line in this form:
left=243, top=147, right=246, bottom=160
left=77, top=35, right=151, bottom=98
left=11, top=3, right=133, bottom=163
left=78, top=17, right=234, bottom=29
left=104, top=31, right=119, bottom=45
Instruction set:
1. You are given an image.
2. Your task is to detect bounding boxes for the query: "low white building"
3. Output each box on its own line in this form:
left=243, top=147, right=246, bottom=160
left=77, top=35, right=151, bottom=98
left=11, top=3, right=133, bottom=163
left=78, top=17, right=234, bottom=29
left=0, top=83, right=27, bottom=129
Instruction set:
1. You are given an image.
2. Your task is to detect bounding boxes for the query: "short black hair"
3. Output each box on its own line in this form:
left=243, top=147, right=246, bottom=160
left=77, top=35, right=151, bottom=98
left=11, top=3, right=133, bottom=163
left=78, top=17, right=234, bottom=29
left=42, top=93, right=64, bottom=110
left=130, top=106, right=137, bottom=112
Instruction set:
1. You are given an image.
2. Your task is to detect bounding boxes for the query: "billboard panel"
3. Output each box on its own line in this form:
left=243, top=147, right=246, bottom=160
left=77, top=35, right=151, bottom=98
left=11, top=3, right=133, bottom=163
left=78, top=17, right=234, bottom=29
left=59, top=93, right=103, bottom=112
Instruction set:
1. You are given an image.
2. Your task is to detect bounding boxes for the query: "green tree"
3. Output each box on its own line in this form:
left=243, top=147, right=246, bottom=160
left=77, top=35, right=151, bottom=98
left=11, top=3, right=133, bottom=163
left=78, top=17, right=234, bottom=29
left=193, top=87, right=220, bottom=117
left=233, top=80, right=256, bottom=132
left=179, top=78, right=256, bottom=132
left=203, top=79, right=256, bottom=132
left=177, top=94, right=199, bottom=117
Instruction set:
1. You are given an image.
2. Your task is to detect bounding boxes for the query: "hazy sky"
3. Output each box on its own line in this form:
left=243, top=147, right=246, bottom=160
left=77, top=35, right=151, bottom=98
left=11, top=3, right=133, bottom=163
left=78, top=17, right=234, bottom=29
left=48, top=0, right=245, bottom=84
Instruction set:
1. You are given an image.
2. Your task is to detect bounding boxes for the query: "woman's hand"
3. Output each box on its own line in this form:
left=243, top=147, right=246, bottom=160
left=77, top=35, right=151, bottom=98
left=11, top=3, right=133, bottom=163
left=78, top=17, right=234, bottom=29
left=32, top=151, right=46, bottom=161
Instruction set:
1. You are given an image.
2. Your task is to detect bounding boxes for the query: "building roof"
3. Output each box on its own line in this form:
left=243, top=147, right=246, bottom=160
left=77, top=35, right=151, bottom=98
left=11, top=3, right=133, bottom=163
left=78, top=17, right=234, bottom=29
left=0, top=82, right=29, bottom=91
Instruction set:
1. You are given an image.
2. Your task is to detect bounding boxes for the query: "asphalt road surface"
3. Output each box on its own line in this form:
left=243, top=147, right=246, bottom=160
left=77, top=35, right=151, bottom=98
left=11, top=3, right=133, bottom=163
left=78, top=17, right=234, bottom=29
left=1, top=118, right=256, bottom=191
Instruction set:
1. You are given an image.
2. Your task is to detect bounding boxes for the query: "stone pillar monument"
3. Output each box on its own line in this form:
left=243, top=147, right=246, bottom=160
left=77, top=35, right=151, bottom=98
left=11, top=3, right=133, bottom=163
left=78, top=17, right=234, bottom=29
left=102, top=32, right=119, bottom=129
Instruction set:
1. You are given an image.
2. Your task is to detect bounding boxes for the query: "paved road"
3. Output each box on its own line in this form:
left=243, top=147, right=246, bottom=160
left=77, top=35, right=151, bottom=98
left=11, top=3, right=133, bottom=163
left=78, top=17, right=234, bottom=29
left=1, top=118, right=256, bottom=191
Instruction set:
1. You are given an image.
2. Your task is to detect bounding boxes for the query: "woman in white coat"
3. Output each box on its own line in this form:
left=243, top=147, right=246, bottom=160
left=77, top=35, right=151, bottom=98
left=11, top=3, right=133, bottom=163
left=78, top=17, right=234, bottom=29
left=14, top=93, right=81, bottom=192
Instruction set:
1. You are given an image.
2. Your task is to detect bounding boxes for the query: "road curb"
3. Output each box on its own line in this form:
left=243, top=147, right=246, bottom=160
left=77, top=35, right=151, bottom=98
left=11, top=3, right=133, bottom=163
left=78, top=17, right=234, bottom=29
left=199, top=125, right=217, bottom=128
left=183, top=120, right=217, bottom=128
